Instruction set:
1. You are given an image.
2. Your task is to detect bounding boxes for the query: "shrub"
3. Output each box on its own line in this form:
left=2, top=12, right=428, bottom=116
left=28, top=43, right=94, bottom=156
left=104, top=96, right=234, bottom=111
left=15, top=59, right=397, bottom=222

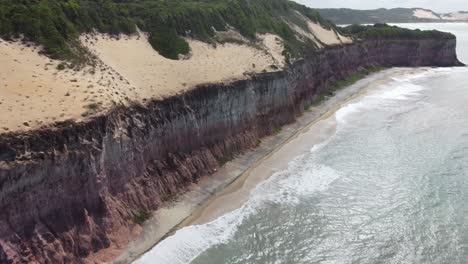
left=342, top=23, right=455, bottom=40
left=56, top=63, right=66, bottom=70
left=0, top=0, right=338, bottom=61
left=1, top=1, right=449, bottom=63
left=148, top=22, right=190, bottom=59
left=132, top=210, right=151, bottom=225
left=86, top=103, right=99, bottom=110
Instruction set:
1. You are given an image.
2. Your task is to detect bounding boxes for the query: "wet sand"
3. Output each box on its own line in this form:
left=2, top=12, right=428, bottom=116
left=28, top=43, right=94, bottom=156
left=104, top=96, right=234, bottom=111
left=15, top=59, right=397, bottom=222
left=181, top=68, right=415, bottom=226
left=111, top=67, right=427, bottom=264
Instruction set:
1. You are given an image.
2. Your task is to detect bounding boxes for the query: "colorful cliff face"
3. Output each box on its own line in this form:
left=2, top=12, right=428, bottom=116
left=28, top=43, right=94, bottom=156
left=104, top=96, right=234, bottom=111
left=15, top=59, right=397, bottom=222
left=0, top=38, right=463, bottom=263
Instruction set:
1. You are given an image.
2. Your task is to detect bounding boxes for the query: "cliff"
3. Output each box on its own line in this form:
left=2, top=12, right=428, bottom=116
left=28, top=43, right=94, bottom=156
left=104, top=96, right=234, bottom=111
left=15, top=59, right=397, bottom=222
left=0, top=38, right=463, bottom=263
left=317, top=8, right=468, bottom=25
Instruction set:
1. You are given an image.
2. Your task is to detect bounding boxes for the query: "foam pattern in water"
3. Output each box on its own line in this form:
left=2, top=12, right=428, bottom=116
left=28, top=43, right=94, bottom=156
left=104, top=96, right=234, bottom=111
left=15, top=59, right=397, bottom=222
left=135, top=67, right=462, bottom=264
left=135, top=151, right=341, bottom=264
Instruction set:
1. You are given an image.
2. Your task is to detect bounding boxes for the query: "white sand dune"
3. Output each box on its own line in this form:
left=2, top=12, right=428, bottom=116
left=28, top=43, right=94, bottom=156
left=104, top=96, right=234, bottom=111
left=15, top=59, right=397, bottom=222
left=81, top=32, right=283, bottom=100
left=289, top=11, right=352, bottom=46
left=287, top=21, right=352, bottom=47
left=0, top=39, right=133, bottom=133
left=307, top=22, right=352, bottom=45
left=0, top=34, right=283, bottom=133
left=412, top=9, right=468, bottom=21
left=413, top=9, right=441, bottom=20
left=0, top=22, right=352, bottom=133
left=441, top=12, right=468, bottom=21
left=286, top=21, right=323, bottom=48
left=260, top=34, right=286, bottom=68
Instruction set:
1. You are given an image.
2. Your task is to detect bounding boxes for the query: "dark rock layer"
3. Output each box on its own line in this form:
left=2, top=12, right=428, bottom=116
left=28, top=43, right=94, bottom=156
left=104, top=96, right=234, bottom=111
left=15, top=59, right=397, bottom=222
left=0, top=39, right=463, bottom=263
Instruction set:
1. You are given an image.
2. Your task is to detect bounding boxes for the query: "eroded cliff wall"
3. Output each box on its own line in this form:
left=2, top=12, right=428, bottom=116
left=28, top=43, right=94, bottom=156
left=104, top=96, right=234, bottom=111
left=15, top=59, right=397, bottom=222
left=0, top=39, right=463, bottom=263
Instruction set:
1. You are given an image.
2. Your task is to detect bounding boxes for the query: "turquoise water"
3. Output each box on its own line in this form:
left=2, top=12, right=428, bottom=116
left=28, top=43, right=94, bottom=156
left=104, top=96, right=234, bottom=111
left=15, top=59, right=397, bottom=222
left=136, top=24, right=468, bottom=264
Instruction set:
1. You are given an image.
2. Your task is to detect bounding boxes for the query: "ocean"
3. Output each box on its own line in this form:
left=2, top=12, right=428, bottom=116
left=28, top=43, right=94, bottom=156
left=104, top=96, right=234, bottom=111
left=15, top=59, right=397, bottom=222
left=135, top=23, right=468, bottom=264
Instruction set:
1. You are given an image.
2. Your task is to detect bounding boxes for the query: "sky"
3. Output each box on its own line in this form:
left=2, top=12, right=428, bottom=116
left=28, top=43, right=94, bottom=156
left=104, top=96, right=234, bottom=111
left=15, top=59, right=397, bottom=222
left=293, top=0, right=467, bottom=13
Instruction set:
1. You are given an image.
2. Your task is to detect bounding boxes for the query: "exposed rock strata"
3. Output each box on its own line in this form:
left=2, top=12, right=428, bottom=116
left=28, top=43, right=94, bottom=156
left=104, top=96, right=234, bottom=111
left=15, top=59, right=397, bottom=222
left=0, top=39, right=463, bottom=263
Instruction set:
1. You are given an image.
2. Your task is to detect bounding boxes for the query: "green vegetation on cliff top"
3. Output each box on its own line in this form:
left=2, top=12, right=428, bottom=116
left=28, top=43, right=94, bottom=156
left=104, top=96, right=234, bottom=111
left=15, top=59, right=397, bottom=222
left=0, top=0, right=456, bottom=63
left=342, top=24, right=455, bottom=40
left=0, top=0, right=332, bottom=61
left=317, top=8, right=431, bottom=25
left=317, top=8, right=468, bottom=25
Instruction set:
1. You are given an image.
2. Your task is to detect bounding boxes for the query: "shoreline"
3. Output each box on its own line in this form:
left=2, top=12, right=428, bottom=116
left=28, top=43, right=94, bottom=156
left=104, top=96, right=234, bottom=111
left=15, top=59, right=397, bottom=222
left=110, top=67, right=427, bottom=264
left=166, top=67, right=428, bottom=227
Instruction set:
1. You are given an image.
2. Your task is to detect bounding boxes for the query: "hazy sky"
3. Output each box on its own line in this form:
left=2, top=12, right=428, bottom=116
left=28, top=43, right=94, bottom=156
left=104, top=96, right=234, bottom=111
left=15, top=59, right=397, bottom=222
left=293, top=0, right=467, bottom=13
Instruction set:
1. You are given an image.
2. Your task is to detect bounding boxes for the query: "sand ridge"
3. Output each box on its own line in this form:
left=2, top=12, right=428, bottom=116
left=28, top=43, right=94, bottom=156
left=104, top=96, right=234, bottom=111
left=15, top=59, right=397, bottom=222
left=1, top=22, right=352, bottom=134
left=307, top=21, right=352, bottom=45
left=81, top=31, right=284, bottom=100
left=0, top=39, right=135, bottom=133
left=290, top=10, right=352, bottom=46
left=286, top=21, right=323, bottom=48
left=441, top=12, right=468, bottom=21
left=259, top=34, right=286, bottom=68
left=413, top=9, right=441, bottom=20
left=0, top=33, right=283, bottom=133
left=412, top=9, right=468, bottom=21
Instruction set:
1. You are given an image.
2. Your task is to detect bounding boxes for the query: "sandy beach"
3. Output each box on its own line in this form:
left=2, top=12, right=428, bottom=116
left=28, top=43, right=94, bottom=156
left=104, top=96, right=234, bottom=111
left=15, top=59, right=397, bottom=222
left=109, top=67, right=428, bottom=264
left=0, top=16, right=361, bottom=263
left=178, top=69, right=419, bottom=226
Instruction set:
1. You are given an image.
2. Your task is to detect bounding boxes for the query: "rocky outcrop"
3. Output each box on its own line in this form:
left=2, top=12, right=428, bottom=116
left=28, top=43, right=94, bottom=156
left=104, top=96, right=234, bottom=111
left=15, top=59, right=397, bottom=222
left=0, top=39, right=463, bottom=263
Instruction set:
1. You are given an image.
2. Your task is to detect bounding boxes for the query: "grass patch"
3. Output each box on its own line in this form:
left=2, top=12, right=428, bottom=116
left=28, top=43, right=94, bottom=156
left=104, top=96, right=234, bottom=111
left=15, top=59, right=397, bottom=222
left=217, top=156, right=232, bottom=167
left=56, top=63, right=66, bottom=71
left=256, top=139, right=262, bottom=147
left=273, top=127, right=282, bottom=134
left=215, top=36, right=247, bottom=45
left=82, top=102, right=101, bottom=117
left=0, top=0, right=338, bottom=62
left=304, top=65, right=386, bottom=110
left=86, top=103, right=99, bottom=110
left=1, top=1, right=448, bottom=64
left=330, top=65, right=386, bottom=92
left=342, top=24, right=456, bottom=40
left=304, top=93, right=331, bottom=111
left=132, top=210, right=151, bottom=225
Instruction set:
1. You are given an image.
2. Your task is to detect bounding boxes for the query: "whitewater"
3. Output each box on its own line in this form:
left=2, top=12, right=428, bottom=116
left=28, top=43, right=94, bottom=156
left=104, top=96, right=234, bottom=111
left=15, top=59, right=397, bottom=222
left=135, top=23, right=468, bottom=264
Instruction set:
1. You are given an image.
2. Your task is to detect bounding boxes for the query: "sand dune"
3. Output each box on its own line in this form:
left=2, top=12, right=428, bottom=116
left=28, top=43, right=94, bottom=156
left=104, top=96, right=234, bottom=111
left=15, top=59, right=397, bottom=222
left=81, top=32, right=283, bottom=99
left=0, top=34, right=283, bottom=133
left=260, top=34, right=286, bottom=68
left=290, top=11, right=352, bottom=46
left=441, top=12, right=468, bottom=21
left=413, top=9, right=441, bottom=20
left=412, top=9, right=468, bottom=21
left=0, top=39, right=133, bottom=133
left=1, top=22, right=351, bottom=133
left=286, top=21, right=323, bottom=48
left=287, top=21, right=352, bottom=47
left=308, top=22, right=352, bottom=45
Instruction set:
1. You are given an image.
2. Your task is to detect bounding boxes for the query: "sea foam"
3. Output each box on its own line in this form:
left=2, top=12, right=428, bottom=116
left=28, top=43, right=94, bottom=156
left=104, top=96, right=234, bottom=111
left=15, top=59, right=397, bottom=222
left=133, top=69, right=440, bottom=264
left=335, top=72, right=430, bottom=128
left=134, top=154, right=341, bottom=264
